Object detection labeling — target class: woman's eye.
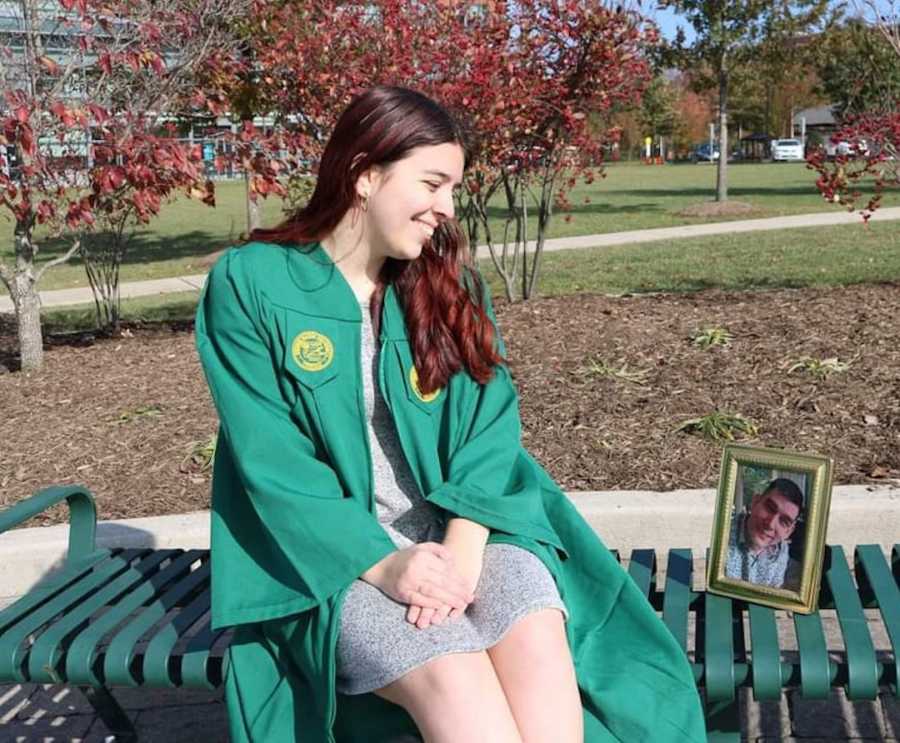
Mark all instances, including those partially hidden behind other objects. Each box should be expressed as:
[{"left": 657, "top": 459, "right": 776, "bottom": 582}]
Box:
[{"left": 424, "top": 181, "right": 440, "bottom": 191}]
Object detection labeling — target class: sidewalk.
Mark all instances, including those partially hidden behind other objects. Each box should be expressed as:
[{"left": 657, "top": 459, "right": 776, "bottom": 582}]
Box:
[{"left": 2, "top": 206, "right": 898, "bottom": 313}]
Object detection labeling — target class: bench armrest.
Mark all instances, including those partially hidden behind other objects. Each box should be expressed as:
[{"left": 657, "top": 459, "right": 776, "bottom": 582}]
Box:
[{"left": 0, "top": 485, "right": 98, "bottom": 564}]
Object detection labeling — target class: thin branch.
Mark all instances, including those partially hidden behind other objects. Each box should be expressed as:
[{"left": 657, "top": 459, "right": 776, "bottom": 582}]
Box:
[
  {"left": 34, "top": 238, "right": 81, "bottom": 283},
  {"left": 855, "top": 0, "right": 900, "bottom": 57},
  {"left": 0, "top": 259, "right": 13, "bottom": 293}
]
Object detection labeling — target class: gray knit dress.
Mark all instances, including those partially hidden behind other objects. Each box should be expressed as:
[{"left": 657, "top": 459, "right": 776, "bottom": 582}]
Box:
[{"left": 334, "top": 303, "right": 568, "bottom": 695}]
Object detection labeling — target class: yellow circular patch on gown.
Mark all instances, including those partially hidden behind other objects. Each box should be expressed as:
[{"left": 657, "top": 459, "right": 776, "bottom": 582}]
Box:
[
  {"left": 409, "top": 366, "right": 441, "bottom": 402},
  {"left": 291, "top": 331, "right": 334, "bottom": 372}
]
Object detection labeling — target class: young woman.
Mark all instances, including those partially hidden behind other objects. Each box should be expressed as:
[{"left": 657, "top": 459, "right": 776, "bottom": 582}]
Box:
[{"left": 195, "top": 86, "right": 705, "bottom": 743}]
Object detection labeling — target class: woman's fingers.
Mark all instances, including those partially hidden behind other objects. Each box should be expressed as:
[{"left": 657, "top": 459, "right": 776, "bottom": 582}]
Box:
[
  {"left": 412, "top": 580, "right": 469, "bottom": 610},
  {"left": 432, "top": 603, "right": 453, "bottom": 625},
  {"left": 415, "top": 606, "right": 437, "bottom": 629},
  {"left": 405, "top": 600, "right": 461, "bottom": 630}
]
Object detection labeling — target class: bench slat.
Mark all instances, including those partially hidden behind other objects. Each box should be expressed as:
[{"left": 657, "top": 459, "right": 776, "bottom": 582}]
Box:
[
  {"left": 704, "top": 592, "right": 735, "bottom": 702},
  {"left": 0, "top": 551, "right": 110, "bottom": 636},
  {"left": 662, "top": 549, "right": 693, "bottom": 653},
  {"left": 854, "top": 545, "right": 900, "bottom": 696},
  {"left": 141, "top": 588, "right": 213, "bottom": 687},
  {"left": 793, "top": 611, "right": 833, "bottom": 698},
  {"left": 103, "top": 558, "right": 211, "bottom": 687},
  {"left": 65, "top": 550, "right": 207, "bottom": 685},
  {"left": 828, "top": 547, "right": 880, "bottom": 700},
  {"left": 0, "top": 549, "right": 149, "bottom": 682},
  {"left": 748, "top": 603, "right": 783, "bottom": 700},
  {"left": 27, "top": 550, "right": 178, "bottom": 683},
  {"left": 181, "top": 625, "right": 230, "bottom": 689},
  {"left": 627, "top": 549, "right": 656, "bottom": 599}
]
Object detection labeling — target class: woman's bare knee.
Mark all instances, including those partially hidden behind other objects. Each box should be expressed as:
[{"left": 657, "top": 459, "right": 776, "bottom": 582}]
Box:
[
  {"left": 488, "top": 609, "right": 582, "bottom": 743},
  {"left": 374, "top": 651, "right": 522, "bottom": 743}
]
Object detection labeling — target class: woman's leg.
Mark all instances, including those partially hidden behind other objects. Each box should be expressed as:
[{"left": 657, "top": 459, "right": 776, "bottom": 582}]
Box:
[
  {"left": 487, "top": 609, "right": 583, "bottom": 743},
  {"left": 373, "top": 649, "right": 522, "bottom": 743}
]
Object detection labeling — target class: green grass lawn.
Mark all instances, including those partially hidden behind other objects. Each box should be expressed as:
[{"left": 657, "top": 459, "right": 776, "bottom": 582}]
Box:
[
  {"left": 3, "top": 161, "right": 897, "bottom": 294},
  {"left": 39, "top": 220, "right": 899, "bottom": 332},
  {"left": 493, "top": 219, "right": 900, "bottom": 298},
  {"left": 42, "top": 291, "right": 203, "bottom": 333}
]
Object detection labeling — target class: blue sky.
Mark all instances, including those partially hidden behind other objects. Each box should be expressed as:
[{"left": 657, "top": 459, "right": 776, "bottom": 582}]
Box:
[
  {"left": 650, "top": 1, "right": 896, "bottom": 43},
  {"left": 652, "top": 5, "right": 692, "bottom": 42}
]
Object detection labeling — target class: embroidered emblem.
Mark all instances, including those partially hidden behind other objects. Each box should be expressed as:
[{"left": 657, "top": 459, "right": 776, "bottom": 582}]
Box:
[
  {"left": 291, "top": 331, "right": 334, "bottom": 372},
  {"left": 409, "top": 366, "right": 441, "bottom": 403}
]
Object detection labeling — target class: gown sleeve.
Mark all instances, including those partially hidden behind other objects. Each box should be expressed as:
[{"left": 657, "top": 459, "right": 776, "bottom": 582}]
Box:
[
  {"left": 424, "top": 273, "right": 567, "bottom": 553},
  {"left": 196, "top": 250, "right": 397, "bottom": 611}
]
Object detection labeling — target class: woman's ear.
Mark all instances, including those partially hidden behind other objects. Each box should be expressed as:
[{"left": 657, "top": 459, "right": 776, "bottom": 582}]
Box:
[
  {"left": 355, "top": 168, "right": 375, "bottom": 201},
  {"left": 350, "top": 152, "right": 377, "bottom": 201}
]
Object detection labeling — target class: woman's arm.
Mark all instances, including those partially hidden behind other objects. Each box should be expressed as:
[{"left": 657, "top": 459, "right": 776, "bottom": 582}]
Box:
[
  {"left": 443, "top": 517, "right": 489, "bottom": 559},
  {"left": 197, "top": 250, "right": 400, "bottom": 611},
  {"left": 406, "top": 516, "right": 489, "bottom": 629}
]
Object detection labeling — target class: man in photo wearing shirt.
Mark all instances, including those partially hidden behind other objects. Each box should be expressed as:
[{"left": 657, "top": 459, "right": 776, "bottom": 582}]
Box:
[{"left": 725, "top": 478, "right": 804, "bottom": 589}]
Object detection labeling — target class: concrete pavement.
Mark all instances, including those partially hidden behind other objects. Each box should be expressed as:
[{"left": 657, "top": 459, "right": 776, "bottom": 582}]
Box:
[{"left": 2, "top": 206, "right": 899, "bottom": 314}]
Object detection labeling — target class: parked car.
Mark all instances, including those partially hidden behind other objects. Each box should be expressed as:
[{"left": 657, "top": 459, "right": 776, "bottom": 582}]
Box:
[
  {"left": 772, "top": 139, "right": 804, "bottom": 162},
  {"left": 691, "top": 143, "right": 720, "bottom": 162},
  {"left": 825, "top": 137, "right": 869, "bottom": 159}
]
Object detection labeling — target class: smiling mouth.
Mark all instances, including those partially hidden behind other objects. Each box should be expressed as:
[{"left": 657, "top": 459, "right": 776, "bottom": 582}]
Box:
[{"left": 416, "top": 219, "right": 435, "bottom": 238}]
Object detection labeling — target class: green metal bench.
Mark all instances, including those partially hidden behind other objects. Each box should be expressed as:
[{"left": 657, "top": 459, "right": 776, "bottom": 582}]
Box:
[{"left": 1, "top": 485, "right": 897, "bottom": 742}]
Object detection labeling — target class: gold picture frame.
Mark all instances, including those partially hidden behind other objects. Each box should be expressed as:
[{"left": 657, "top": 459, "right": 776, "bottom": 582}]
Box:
[{"left": 706, "top": 444, "right": 834, "bottom": 614}]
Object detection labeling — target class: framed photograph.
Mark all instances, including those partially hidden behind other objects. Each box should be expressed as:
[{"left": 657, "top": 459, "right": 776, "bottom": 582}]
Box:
[{"left": 706, "top": 444, "right": 834, "bottom": 614}]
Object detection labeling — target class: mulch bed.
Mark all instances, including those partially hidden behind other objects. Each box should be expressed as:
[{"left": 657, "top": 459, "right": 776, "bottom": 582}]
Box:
[{"left": 2, "top": 283, "right": 898, "bottom": 526}]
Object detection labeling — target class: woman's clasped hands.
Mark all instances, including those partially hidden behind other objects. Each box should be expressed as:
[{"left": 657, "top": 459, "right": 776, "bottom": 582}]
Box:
[{"left": 361, "top": 541, "right": 482, "bottom": 630}]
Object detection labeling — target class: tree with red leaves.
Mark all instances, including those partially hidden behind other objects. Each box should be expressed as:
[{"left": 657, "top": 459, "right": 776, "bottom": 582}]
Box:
[
  {"left": 239, "top": 0, "right": 655, "bottom": 301},
  {"left": 808, "top": 2, "right": 900, "bottom": 217},
  {"left": 0, "top": 0, "right": 253, "bottom": 369},
  {"left": 437, "top": 1, "right": 656, "bottom": 300}
]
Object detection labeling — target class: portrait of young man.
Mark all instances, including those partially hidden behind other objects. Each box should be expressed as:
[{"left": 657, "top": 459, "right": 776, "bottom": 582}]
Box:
[{"left": 725, "top": 477, "right": 804, "bottom": 590}]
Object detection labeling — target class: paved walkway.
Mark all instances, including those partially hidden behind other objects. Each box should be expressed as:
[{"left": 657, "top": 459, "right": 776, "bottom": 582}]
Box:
[{"left": 2, "top": 206, "right": 899, "bottom": 313}]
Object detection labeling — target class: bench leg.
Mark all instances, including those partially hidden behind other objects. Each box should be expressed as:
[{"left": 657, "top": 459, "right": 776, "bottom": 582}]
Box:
[
  {"left": 705, "top": 696, "right": 741, "bottom": 743},
  {"left": 78, "top": 685, "right": 137, "bottom": 743}
]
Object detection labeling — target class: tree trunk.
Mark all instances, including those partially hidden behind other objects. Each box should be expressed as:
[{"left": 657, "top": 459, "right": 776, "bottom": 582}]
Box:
[
  {"left": 245, "top": 171, "right": 261, "bottom": 235},
  {"left": 716, "top": 71, "right": 729, "bottom": 203},
  {"left": 13, "top": 223, "right": 43, "bottom": 371}
]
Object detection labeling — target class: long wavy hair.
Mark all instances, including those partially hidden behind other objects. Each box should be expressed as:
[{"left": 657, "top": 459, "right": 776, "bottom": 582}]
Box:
[{"left": 250, "top": 85, "right": 503, "bottom": 393}]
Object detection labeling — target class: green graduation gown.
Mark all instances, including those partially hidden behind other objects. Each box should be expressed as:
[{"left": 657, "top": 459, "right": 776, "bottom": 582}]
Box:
[{"left": 194, "top": 241, "right": 706, "bottom": 742}]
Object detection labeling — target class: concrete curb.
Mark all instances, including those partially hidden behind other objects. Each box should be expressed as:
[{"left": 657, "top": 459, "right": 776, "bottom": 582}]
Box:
[{"left": 2, "top": 484, "right": 897, "bottom": 602}]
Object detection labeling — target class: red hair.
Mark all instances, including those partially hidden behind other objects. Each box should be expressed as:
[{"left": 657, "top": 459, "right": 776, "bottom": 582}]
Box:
[{"left": 250, "top": 85, "right": 503, "bottom": 393}]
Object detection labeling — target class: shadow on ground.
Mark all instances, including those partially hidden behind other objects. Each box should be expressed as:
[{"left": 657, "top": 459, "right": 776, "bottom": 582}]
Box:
[{"left": 2, "top": 230, "right": 230, "bottom": 270}]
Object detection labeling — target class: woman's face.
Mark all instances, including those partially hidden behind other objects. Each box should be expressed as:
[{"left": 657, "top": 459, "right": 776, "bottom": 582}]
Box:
[{"left": 361, "top": 142, "right": 465, "bottom": 261}]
